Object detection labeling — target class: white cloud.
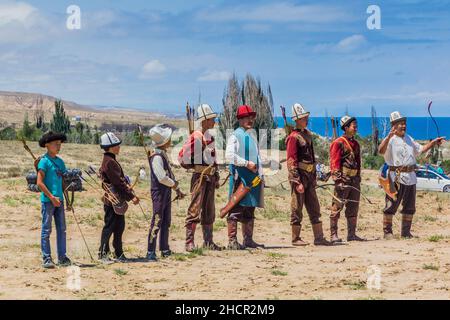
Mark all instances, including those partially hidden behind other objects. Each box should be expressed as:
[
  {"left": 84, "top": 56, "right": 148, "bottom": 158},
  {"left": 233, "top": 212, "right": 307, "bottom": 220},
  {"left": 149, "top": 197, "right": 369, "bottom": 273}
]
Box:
[
  {"left": 196, "top": 3, "right": 350, "bottom": 24},
  {"left": 197, "top": 70, "right": 231, "bottom": 82},
  {"left": 345, "top": 91, "right": 450, "bottom": 102},
  {"left": 0, "top": 1, "right": 37, "bottom": 27},
  {"left": 0, "top": 1, "right": 57, "bottom": 44},
  {"left": 140, "top": 59, "right": 166, "bottom": 79},
  {"left": 335, "top": 35, "right": 367, "bottom": 52},
  {"left": 314, "top": 34, "right": 367, "bottom": 53}
]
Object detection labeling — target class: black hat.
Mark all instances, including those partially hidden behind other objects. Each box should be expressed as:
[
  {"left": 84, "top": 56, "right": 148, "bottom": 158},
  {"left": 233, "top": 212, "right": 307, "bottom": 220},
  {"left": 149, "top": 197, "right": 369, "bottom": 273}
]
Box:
[{"left": 39, "top": 131, "right": 67, "bottom": 148}]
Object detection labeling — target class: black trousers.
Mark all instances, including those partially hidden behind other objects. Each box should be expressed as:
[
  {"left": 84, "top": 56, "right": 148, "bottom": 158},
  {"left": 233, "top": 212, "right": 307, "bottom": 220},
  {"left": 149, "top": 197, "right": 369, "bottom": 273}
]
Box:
[
  {"left": 383, "top": 184, "right": 416, "bottom": 215},
  {"left": 99, "top": 204, "right": 125, "bottom": 257},
  {"left": 227, "top": 205, "right": 255, "bottom": 223},
  {"left": 148, "top": 188, "right": 171, "bottom": 253}
]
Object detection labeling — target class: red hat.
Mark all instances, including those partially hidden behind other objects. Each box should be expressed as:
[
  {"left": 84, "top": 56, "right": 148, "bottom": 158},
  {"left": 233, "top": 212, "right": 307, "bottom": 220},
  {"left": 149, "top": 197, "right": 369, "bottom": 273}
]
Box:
[{"left": 236, "top": 105, "right": 256, "bottom": 119}]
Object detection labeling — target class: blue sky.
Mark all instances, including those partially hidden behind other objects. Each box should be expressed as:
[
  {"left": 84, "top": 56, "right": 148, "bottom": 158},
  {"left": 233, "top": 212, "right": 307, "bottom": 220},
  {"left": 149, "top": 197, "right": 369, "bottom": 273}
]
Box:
[{"left": 0, "top": 0, "right": 449, "bottom": 116}]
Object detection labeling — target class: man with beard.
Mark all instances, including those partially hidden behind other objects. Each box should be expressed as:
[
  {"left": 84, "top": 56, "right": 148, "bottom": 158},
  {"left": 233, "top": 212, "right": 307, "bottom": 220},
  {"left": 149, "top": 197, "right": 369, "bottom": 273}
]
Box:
[{"left": 378, "top": 111, "right": 445, "bottom": 239}]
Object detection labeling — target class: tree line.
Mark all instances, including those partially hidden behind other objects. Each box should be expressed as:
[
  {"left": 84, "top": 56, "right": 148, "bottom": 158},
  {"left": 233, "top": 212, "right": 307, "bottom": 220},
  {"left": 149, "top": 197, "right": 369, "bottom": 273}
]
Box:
[{"left": 0, "top": 100, "right": 152, "bottom": 147}]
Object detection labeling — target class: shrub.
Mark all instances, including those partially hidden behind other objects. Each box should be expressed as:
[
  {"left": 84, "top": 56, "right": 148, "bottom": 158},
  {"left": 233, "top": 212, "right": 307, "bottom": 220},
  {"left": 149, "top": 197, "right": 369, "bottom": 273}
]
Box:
[{"left": 363, "top": 155, "right": 385, "bottom": 170}]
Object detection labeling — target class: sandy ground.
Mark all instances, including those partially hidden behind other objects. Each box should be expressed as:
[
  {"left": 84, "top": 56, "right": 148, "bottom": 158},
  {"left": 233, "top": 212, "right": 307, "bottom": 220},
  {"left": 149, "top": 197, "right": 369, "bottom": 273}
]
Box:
[{"left": 1, "top": 141, "right": 450, "bottom": 300}]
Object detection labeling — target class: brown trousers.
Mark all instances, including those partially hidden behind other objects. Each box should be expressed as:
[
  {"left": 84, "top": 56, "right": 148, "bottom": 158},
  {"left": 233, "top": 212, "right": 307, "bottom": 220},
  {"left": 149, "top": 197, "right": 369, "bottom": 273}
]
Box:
[
  {"left": 330, "top": 177, "right": 360, "bottom": 219},
  {"left": 383, "top": 184, "right": 416, "bottom": 215},
  {"left": 186, "top": 172, "right": 216, "bottom": 226},
  {"left": 290, "top": 171, "right": 321, "bottom": 226}
]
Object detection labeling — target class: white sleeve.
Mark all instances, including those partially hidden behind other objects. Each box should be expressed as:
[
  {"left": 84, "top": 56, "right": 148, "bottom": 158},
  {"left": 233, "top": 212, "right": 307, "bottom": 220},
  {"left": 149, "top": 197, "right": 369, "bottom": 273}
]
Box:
[
  {"left": 151, "top": 156, "right": 175, "bottom": 188},
  {"left": 383, "top": 139, "right": 393, "bottom": 164},
  {"left": 257, "top": 153, "right": 264, "bottom": 177},
  {"left": 225, "top": 134, "right": 248, "bottom": 167},
  {"left": 410, "top": 136, "right": 423, "bottom": 156}
]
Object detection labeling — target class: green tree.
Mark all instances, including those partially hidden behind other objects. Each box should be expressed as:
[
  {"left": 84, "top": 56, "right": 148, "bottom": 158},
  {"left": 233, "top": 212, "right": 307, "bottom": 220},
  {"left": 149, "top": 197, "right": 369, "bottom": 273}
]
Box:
[
  {"left": 75, "top": 122, "right": 84, "bottom": 143},
  {"left": 50, "top": 100, "right": 71, "bottom": 134},
  {"left": 21, "top": 112, "right": 33, "bottom": 139},
  {"left": 93, "top": 125, "right": 101, "bottom": 145},
  {"left": 0, "top": 127, "right": 17, "bottom": 140}
]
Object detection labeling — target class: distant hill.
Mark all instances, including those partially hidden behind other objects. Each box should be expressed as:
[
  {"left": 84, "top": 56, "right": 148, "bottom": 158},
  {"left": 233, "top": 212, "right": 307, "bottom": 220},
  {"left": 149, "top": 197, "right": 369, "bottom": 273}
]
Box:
[{"left": 0, "top": 91, "right": 176, "bottom": 128}]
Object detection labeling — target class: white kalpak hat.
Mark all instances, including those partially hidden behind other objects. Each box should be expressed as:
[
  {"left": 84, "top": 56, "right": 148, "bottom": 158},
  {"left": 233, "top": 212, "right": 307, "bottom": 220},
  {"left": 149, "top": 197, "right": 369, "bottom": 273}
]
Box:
[
  {"left": 100, "top": 132, "right": 122, "bottom": 150},
  {"left": 196, "top": 104, "right": 217, "bottom": 121},
  {"left": 340, "top": 115, "right": 357, "bottom": 130},
  {"left": 149, "top": 124, "right": 173, "bottom": 148},
  {"left": 291, "top": 103, "right": 310, "bottom": 121},
  {"left": 390, "top": 111, "right": 407, "bottom": 125}
]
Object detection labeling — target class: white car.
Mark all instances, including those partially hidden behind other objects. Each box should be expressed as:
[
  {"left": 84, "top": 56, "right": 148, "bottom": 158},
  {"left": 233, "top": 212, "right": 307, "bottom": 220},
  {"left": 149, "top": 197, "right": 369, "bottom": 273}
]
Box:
[{"left": 416, "top": 169, "right": 450, "bottom": 192}]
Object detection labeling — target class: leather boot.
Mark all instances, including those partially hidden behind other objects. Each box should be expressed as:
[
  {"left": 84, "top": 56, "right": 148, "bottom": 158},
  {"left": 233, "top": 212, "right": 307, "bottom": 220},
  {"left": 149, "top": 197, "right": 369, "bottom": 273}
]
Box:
[
  {"left": 227, "top": 220, "right": 244, "bottom": 250},
  {"left": 185, "top": 223, "right": 197, "bottom": 252},
  {"left": 330, "top": 216, "right": 342, "bottom": 243},
  {"left": 202, "top": 224, "right": 223, "bottom": 251},
  {"left": 291, "top": 225, "right": 308, "bottom": 246},
  {"left": 346, "top": 216, "right": 366, "bottom": 241},
  {"left": 312, "top": 222, "right": 332, "bottom": 246},
  {"left": 383, "top": 214, "right": 394, "bottom": 240},
  {"left": 401, "top": 214, "right": 414, "bottom": 238},
  {"left": 242, "top": 220, "right": 264, "bottom": 249}
]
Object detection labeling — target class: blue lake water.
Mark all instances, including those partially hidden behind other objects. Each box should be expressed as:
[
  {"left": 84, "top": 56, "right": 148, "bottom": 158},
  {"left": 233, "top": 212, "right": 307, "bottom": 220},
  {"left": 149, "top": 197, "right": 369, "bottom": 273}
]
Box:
[{"left": 274, "top": 117, "right": 449, "bottom": 140}]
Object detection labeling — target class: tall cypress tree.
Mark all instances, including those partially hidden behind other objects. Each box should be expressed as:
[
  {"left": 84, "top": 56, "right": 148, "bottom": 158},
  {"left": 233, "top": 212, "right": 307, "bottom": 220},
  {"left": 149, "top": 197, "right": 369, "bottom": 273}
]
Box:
[
  {"left": 22, "top": 112, "right": 33, "bottom": 139},
  {"left": 219, "top": 73, "right": 276, "bottom": 148},
  {"left": 50, "top": 100, "right": 71, "bottom": 134}
]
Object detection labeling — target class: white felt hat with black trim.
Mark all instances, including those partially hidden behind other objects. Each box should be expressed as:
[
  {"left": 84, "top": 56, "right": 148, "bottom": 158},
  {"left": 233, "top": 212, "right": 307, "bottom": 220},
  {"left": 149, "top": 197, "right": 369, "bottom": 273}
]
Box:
[
  {"left": 340, "top": 115, "right": 356, "bottom": 130},
  {"left": 196, "top": 104, "right": 217, "bottom": 121},
  {"left": 100, "top": 132, "right": 122, "bottom": 149},
  {"left": 390, "top": 111, "right": 407, "bottom": 125},
  {"left": 149, "top": 124, "right": 173, "bottom": 148},
  {"left": 291, "top": 103, "right": 310, "bottom": 121}
]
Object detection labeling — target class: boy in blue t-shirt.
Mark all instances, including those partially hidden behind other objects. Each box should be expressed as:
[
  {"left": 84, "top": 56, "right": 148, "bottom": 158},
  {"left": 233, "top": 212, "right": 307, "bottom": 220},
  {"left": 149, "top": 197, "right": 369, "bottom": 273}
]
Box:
[{"left": 36, "top": 131, "right": 71, "bottom": 269}]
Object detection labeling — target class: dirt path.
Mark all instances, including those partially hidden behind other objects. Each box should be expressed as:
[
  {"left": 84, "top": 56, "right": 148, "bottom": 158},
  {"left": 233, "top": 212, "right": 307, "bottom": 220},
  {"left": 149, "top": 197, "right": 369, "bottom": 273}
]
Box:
[{"left": 1, "top": 142, "right": 450, "bottom": 300}]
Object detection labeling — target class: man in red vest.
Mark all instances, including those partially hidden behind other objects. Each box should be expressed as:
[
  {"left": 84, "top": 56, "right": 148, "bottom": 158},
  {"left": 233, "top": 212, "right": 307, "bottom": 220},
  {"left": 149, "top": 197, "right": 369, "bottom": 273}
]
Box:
[
  {"left": 329, "top": 116, "right": 365, "bottom": 243},
  {"left": 178, "top": 104, "right": 222, "bottom": 252},
  {"left": 286, "top": 103, "right": 331, "bottom": 246}
]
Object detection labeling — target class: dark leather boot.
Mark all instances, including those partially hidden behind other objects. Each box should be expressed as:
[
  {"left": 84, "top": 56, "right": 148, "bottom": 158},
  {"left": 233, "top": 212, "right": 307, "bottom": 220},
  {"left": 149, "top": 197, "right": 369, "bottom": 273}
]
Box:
[
  {"left": 312, "top": 222, "right": 332, "bottom": 246},
  {"left": 292, "top": 224, "right": 308, "bottom": 246},
  {"left": 401, "top": 214, "right": 414, "bottom": 238},
  {"left": 185, "top": 223, "right": 197, "bottom": 252},
  {"left": 202, "top": 224, "right": 223, "bottom": 251},
  {"left": 330, "top": 216, "right": 342, "bottom": 243},
  {"left": 242, "top": 220, "right": 264, "bottom": 249},
  {"left": 227, "top": 220, "right": 244, "bottom": 250},
  {"left": 383, "top": 214, "right": 394, "bottom": 240},
  {"left": 347, "top": 216, "right": 366, "bottom": 241}
]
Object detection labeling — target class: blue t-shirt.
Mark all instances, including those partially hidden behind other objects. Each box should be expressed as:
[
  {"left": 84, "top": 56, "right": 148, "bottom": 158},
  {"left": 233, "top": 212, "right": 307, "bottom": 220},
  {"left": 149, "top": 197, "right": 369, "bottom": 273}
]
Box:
[{"left": 37, "top": 154, "right": 67, "bottom": 203}]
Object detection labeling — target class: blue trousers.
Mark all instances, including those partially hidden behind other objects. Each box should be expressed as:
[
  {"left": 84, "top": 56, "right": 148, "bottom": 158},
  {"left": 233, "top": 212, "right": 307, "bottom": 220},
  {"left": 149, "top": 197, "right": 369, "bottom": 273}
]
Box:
[{"left": 41, "top": 202, "right": 67, "bottom": 260}]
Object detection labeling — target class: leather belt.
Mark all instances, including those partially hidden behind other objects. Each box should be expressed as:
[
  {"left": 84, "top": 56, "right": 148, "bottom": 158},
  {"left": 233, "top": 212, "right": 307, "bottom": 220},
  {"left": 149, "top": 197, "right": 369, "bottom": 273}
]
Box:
[
  {"left": 194, "top": 165, "right": 216, "bottom": 175},
  {"left": 342, "top": 167, "right": 358, "bottom": 177},
  {"left": 389, "top": 165, "right": 416, "bottom": 173},
  {"left": 298, "top": 162, "right": 315, "bottom": 173}
]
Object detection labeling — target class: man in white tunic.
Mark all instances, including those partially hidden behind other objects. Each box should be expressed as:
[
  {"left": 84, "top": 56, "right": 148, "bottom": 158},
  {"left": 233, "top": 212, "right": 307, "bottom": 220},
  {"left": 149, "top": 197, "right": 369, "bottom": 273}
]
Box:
[
  {"left": 221, "top": 105, "right": 265, "bottom": 250},
  {"left": 378, "top": 111, "right": 445, "bottom": 239}
]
